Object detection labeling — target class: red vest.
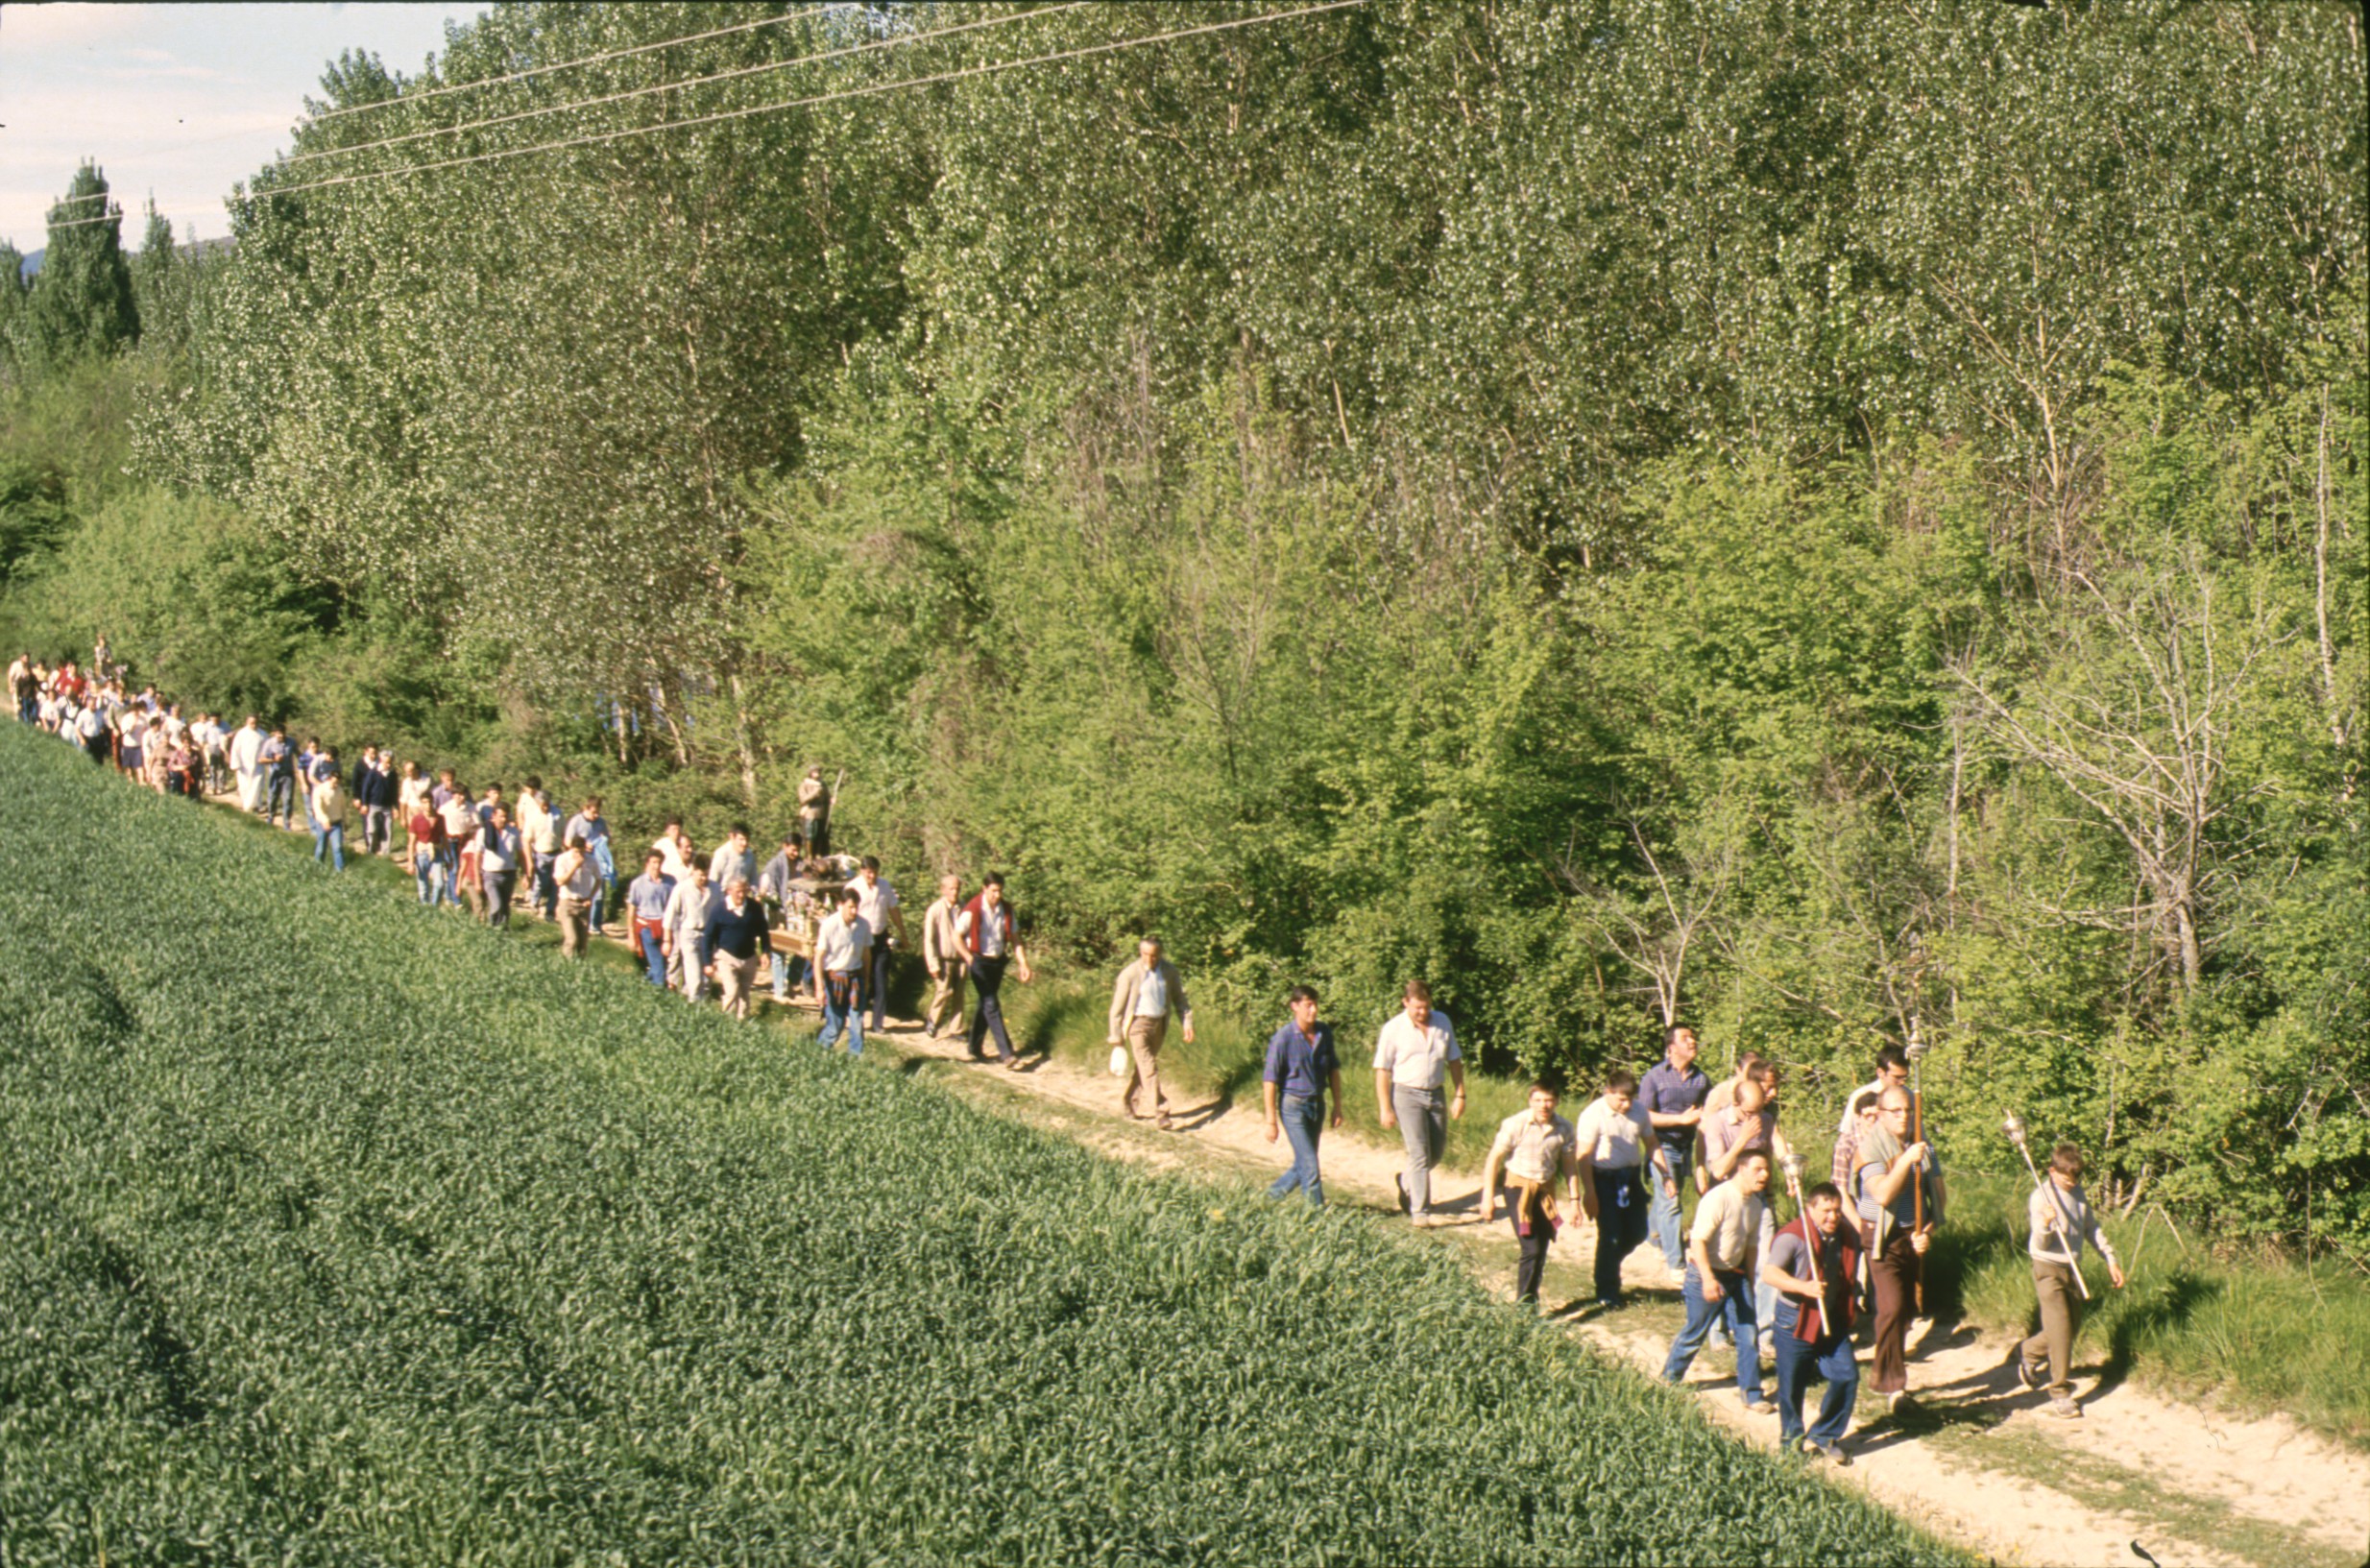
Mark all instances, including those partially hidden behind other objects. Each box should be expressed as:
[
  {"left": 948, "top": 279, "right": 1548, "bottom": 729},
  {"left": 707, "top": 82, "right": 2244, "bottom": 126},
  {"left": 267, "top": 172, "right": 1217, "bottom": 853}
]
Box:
[
  {"left": 958, "top": 894, "right": 1018, "bottom": 957},
  {"left": 1778, "top": 1215, "right": 1863, "bottom": 1341}
]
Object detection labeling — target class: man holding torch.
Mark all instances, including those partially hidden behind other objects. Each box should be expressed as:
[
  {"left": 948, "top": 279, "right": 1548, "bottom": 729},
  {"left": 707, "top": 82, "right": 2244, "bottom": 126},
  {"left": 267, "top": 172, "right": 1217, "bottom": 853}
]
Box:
[{"left": 2007, "top": 1125, "right": 2126, "bottom": 1420}]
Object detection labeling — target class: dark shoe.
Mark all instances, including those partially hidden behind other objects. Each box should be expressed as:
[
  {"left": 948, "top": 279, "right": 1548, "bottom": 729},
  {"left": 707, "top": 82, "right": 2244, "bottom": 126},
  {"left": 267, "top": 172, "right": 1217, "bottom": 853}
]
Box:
[
  {"left": 2015, "top": 1356, "right": 2044, "bottom": 1394},
  {"left": 1394, "top": 1174, "right": 1410, "bottom": 1215}
]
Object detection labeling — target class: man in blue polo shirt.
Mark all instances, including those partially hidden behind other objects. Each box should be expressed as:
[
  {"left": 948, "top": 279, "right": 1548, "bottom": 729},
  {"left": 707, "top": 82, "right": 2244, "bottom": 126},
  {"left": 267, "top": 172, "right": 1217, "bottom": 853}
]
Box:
[
  {"left": 1639, "top": 1025, "right": 1710, "bottom": 1274},
  {"left": 1264, "top": 986, "right": 1343, "bottom": 1207}
]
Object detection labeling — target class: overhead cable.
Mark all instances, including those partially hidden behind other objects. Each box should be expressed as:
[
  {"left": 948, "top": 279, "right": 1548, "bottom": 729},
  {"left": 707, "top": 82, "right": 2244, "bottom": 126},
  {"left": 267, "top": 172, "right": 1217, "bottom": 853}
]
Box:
[
  {"left": 283, "top": 2, "right": 1091, "bottom": 168},
  {"left": 304, "top": 3, "right": 830, "bottom": 125},
  {"left": 245, "top": 0, "right": 1371, "bottom": 205}
]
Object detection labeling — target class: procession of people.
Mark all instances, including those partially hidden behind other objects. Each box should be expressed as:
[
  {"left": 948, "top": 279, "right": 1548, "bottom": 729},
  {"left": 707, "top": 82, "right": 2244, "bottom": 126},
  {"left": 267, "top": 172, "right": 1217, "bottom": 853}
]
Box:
[{"left": 13, "top": 638, "right": 2134, "bottom": 1471}]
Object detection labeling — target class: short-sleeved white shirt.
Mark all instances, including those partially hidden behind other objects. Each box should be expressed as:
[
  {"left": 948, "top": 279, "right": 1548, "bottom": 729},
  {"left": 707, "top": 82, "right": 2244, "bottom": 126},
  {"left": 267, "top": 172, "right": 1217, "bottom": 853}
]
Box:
[
  {"left": 1571, "top": 1096, "right": 1657, "bottom": 1171},
  {"left": 1371, "top": 1009, "right": 1461, "bottom": 1089}
]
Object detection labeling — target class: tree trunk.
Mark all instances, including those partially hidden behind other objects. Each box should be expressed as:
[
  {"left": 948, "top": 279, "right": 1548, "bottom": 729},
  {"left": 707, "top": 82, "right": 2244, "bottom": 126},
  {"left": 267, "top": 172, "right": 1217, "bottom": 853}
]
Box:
[{"left": 727, "top": 670, "right": 761, "bottom": 810}]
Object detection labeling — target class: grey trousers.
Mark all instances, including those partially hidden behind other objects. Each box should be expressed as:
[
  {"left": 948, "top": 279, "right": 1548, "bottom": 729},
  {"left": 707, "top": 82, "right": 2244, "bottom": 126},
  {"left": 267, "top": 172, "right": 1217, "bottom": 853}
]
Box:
[{"left": 1393, "top": 1085, "right": 1447, "bottom": 1218}]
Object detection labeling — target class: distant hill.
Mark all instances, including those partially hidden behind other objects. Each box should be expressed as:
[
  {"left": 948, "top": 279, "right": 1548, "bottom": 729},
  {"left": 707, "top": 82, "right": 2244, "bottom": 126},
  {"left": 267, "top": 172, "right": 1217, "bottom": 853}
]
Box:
[{"left": 15, "top": 234, "right": 232, "bottom": 282}]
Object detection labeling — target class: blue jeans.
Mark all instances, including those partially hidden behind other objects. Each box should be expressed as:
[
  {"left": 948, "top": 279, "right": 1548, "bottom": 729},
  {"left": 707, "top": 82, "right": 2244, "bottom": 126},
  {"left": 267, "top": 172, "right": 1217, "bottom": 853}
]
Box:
[
  {"left": 638, "top": 924, "right": 667, "bottom": 987},
  {"left": 1268, "top": 1094, "right": 1325, "bottom": 1207},
  {"left": 439, "top": 843, "right": 464, "bottom": 906},
  {"left": 1662, "top": 1265, "right": 1763, "bottom": 1403},
  {"left": 1592, "top": 1166, "right": 1650, "bottom": 1304},
  {"left": 865, "top": 944, "right": 893, "bottom": 1030},
  {"left": 770, "top": 950, "right": 810, "bottom": 999},
  {"left": 414, "top": 853, "right": 439, "bottom": 905},
  {"left": 966, "top": 954, "right": 1014, "bottom": 1063},
  {"left": 268, "top": 775, "right": 296, "bottom": 827},
  {"left": 818, "top": 972, "right": 864, "bottom": 1056},
  {"left": 1650, "top": 1146, "right": 1693, "bottom": 1269},
  {"left": 532, "top": 853, "right": 557, "bottom": 919},
  {"left": 1774, "top": 1315, "right": 1858, "bottom": 1447},
  {"left": 313, "top": 823, "right": 346, "bottom": 871}
]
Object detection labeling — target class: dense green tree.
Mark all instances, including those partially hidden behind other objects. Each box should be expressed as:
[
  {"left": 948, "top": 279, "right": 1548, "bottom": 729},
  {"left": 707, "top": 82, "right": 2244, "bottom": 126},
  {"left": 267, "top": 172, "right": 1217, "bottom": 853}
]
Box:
[{"left": 8, "top": 165, "right": 139, "bottom": 374}]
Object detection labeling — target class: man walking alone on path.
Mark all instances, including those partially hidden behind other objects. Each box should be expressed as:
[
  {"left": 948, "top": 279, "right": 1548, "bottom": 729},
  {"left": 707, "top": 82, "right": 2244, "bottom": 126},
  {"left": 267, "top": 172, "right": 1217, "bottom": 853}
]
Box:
[
  {"left": 1108, "top": 935, "right": 1195, "bottom": 1129},
  {"left": 1374, "top": 980, "right": 1464, "bottom": 1225},
  {"left": 1854, "top": 1085, "right": 1946, "bottom": 1412},
  {"left": 1574, "top": 1068, "right": 1677, "bottom": 1310},
  {"left": 921, "top": 873, "right": 965, "bottom": 1039},
  {"left": 1263, "top": 985, "right": 1342, "bottom": 1207},
  {"left": 955, "top": 874, "right": 1031, "bottom": 1068},
  {"left": 1640, "top": 1025, "right": 1709, "bottom": 1274},
  {"left": 1481, "top": 1082, "right": 1582, "bottom": 1308},
  {"left": 2017, "top": 1142, "right": 2125, "bottom": 1419}
]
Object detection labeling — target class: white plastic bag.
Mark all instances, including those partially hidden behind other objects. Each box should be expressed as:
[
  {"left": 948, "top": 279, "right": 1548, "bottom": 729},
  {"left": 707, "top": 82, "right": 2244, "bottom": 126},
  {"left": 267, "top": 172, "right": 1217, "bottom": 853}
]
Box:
[{"left": 1108, "top": 1045, "right": 1129, "bottom": 1076}]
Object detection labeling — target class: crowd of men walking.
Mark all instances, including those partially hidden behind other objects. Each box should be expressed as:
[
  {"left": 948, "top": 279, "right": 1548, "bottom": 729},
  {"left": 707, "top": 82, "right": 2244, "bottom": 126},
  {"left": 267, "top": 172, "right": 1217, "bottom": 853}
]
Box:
[{"left": 13, "top": 641, "right": 2128, "bottom": 1469}]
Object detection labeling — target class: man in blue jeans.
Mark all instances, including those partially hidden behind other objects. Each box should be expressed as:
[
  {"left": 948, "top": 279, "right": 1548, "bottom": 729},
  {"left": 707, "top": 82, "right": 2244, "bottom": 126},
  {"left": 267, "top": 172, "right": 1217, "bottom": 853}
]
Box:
[
  {"left": 1662, "top": 1148, "right": 1776, "bottom": 1413},
  {"left": 1573, "top": 1068, "right": 1676, "bottom": 1308},
  {"left": 1760, "top": 1178, "right": 1864, "bottom": 1464},
  {"left": 1263, "top": 986, "right": 1342, "bottom": 1206},
  {"left": 623, "top": 850, "right": 676, "bottom": 987},
  {"left": 1638, "top": 1025, "right": 1709, "bottom": 1272},
  {"left": 812, "top": 886, "right": 873, "bottom": 1056}
]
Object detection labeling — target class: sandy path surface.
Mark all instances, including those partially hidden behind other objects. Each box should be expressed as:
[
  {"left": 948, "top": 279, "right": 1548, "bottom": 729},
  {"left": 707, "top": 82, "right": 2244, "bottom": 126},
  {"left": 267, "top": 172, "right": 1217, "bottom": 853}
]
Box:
[{"left": 864, "top": 1010, "right": 2367, "bottom": 1568}]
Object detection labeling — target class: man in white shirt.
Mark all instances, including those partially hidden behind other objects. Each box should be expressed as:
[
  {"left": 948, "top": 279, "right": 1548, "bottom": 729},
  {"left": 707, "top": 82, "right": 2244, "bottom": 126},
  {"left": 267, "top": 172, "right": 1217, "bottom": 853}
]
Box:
[
  {"left": 1480, "top": 1082, "right": 1581, "bottom": 1307},
  {"left": 662, "top": 862, "right": 715, "bottom": 1001},
  {"left": 812, "top": 887, "right": 874, "bottom": 1056},
  {"left": 1372, "top": 980, "right": 1465, "bottom": 1224},
  {"left": 227, "top": 715, "right": 266, "bottom": 810},
  {"left": 1662, "top": 1148, "right": 1777, "bottom": 1414},
  {"left": 953, "top": 874, "right": 1031, "bottom": 1067},
  {"left": 708, "top": 824, "right": 756, "bottom": 892},
  {"left": 845, "top": 856, "right": 908, "bottom": 1031},
  {"left": 1574, "top": 1067, "right": 1678, "bottom": 1311},
  {"left": 518, "top": 778, "right": 562, "bottom": 916},
  {"left": 1105, "top": 935, "right": 1195, "bottom": 1129}
]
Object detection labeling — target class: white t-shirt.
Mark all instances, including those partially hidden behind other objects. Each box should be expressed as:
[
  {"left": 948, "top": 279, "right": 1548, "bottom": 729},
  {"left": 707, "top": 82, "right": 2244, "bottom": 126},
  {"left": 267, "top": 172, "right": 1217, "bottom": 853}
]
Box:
[{"left": 848, "top": 875, "right": 899, "bottom": 933}]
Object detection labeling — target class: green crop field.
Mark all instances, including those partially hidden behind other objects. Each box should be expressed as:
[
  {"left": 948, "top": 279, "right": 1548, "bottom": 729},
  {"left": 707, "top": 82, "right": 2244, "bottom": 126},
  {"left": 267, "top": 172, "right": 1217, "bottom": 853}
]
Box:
[{"left": 0, "top": 723, "right": 1962, "bottom": 1565}]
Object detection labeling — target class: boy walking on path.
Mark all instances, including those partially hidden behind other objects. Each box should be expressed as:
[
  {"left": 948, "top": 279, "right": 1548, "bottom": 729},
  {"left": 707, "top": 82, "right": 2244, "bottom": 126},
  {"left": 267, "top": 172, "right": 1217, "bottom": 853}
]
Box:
[
  {"left": 2017, "top": 1143, "right": 2125, "bottom": 1419},
  {"left": 1262, "top": 986, "right": 1342, "bottom": 1207},
  {"left": 1761, "top": 1180, "right": 1864, "bottom": 1463},
  {"left": 1372, "top": 980, "right": 1464, "bottom": 1224},
  {"left": 1480, "top": 1083, "right": 1582, "bottom": 1307},
  {"left": 1108, "top": 936, "right": 1195, "bottom": 1129},
  {"left": 1573, "top": 1068, "right": 1677, "bottom": 1308},
  {"left": 1662, "top": 1148, "right": 1775, "bottom": 1412},
  {"left": 1638, "top": 1026, "right": 1709, "bottom": 1271}
]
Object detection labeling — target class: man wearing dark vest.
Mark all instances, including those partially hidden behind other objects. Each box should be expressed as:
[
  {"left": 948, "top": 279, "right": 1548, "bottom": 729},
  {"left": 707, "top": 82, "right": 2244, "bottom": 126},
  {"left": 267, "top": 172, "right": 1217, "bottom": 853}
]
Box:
[{"left": 1762, "top": 1180, "right": 1864, "bottom": 1463}]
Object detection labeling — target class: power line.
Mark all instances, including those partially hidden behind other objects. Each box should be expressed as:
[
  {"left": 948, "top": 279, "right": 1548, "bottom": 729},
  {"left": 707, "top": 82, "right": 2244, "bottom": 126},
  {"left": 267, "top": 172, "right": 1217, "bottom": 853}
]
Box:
[
  {"left": 282, "top": 2, "right": 1090, "bottom": 170},
  {"left": 305, "top": 3, "right": 831, "bottom": 126},
  {"left": 245, "top": 0, "right": 1371, "bottom": 205}
]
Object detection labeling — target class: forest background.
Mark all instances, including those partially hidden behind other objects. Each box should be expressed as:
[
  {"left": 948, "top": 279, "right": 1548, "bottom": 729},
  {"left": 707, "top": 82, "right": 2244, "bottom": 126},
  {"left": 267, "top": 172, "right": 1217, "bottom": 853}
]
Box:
[{"left": 1, "top": 1, "right": 2362, "bottom": 1260}]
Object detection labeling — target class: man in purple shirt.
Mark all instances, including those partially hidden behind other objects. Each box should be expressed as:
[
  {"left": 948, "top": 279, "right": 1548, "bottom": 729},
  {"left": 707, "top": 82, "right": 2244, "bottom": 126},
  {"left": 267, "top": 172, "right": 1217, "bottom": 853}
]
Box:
[
  {"left": 1264, "top": 986, "right": 1343, "bottom": 1207},
  {"left": 1639, "top": 1025, "right": 1710, "bottom": 1273}
]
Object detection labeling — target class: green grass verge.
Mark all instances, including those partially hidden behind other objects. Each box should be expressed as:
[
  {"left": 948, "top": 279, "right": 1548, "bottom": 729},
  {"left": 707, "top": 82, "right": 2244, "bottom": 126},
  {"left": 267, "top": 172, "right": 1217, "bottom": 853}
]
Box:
[{"left": 0, "top": 721, "right": 1965, "bottom": 1564}]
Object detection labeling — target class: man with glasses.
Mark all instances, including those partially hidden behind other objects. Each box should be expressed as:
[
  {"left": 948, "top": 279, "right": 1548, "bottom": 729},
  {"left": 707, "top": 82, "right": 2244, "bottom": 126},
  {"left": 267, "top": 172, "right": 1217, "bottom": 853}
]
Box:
[{"left": 1853, "top": 1085, "right": 1946, "bottom": 1411}]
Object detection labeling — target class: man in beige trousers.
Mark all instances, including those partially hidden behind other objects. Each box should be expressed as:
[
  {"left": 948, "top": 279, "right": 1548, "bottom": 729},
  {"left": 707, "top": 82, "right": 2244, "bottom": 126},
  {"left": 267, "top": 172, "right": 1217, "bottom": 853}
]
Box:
[
  {"left": 922, "top": 874, "right": 966, "bottom": 1040},
  {"left": 1108, "top": 936, "right": 1195, "bottom": 1129}
]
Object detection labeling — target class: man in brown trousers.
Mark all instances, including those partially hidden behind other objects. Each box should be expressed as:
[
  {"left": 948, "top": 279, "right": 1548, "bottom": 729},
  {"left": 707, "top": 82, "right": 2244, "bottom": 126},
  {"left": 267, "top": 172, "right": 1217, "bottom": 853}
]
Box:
[
  {"left": 1107, "top": 936, "right": 1195, "bottom": 1129},
  {"left": 2016, "top": 1142, "right": 2126, "bottom": 1419},
  {"left": 922, "top": 874, "right": 966, "bottom": 1041}
]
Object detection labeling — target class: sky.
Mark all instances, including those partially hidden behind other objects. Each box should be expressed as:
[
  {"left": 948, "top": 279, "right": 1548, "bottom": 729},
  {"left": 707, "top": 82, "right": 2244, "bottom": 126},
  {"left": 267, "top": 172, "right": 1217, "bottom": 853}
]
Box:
[{"left": 1, "top": 2, "right": 487, "bottom": 252}]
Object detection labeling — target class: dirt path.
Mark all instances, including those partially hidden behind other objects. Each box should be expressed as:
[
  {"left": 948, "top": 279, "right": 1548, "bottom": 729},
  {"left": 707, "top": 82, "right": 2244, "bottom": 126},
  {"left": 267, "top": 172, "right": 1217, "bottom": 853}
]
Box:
[
  {"left": 866, "top": 1013, "right": 2367, "bottom": 1568},
  {"left": 194, "top": 797, "right": 2370, "bottom": 1566}
]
